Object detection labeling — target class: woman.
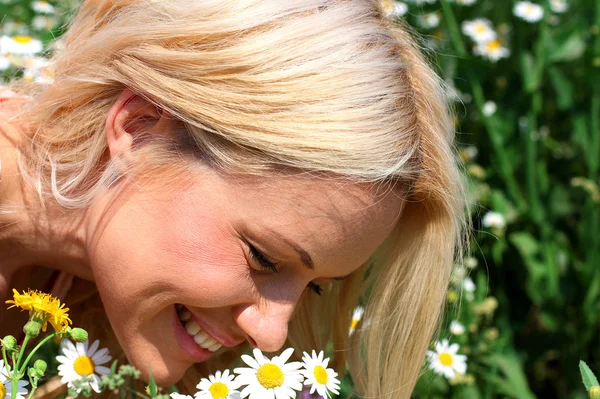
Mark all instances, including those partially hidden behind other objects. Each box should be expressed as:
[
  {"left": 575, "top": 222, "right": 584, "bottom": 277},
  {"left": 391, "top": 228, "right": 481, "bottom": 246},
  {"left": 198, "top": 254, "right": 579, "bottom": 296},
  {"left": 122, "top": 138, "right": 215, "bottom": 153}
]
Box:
[{"left": 0, "top": 0, "right": 468, "bottom": 397}]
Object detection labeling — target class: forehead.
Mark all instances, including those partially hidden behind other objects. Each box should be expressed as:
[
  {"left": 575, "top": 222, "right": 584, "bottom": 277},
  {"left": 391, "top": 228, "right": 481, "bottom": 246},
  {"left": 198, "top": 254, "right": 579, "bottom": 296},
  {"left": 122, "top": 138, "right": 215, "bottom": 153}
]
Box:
[{"left": 222, "top": 172, "right": 404, "bottom": 274}]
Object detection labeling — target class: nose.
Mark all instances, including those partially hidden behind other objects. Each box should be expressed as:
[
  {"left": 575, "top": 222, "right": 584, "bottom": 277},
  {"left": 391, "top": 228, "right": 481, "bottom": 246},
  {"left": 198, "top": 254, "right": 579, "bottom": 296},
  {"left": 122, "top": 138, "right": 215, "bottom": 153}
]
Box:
[{"left": 233, "top": 294, "right": 300, "bottom": 353}]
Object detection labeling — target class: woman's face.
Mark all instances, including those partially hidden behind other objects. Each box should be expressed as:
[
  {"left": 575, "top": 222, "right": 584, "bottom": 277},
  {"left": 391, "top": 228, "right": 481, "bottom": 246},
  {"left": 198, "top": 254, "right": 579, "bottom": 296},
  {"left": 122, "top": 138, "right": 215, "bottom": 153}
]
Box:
[{"left": 85, "top": 165, "right": 403, "bottom": 384}]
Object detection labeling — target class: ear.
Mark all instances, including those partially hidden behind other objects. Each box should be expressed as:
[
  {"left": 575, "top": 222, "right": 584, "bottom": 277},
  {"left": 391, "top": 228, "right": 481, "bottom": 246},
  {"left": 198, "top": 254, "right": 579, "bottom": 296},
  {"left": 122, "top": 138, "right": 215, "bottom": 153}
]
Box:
[{"left": 105, "top": 88, "right": 175, "bottom": 169}]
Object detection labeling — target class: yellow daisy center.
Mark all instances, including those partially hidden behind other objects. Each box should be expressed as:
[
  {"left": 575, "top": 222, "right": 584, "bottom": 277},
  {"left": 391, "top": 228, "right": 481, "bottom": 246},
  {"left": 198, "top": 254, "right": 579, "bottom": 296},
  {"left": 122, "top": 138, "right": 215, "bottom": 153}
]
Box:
[
  {"left": 208, "top": 382, "right": 229, "bottom": 399},
  {"left": 13, "top": 36, "right": 32, "bottom": 44},
  {"left": 256, "top": 363, "right": 284, "bottom": 389},
  {"left": 475, "top": 25, "right": 487, "bottom": 33},
  {"left": 313, "top": 365, "right": 328, "bottom": 385},
  {"left": 439, "top": 353, "right": 453, "bottom": 366},
  {"left": 73, "top": 355, "right": 95, "bottom": 376},
  {"left": 350, "top": 319, "right": 359, "bottom": 330},
  {"left": 0, "top": 381, "right": 6, "bottom": 399},
  {"left": 486, "top": 40, "right": 501, "bottom": 50}
]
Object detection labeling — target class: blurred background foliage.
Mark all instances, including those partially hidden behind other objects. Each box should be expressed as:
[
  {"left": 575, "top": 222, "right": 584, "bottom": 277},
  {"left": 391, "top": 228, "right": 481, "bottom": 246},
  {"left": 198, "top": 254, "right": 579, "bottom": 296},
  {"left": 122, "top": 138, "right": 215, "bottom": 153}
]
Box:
[{"left": 0, "top": 0, "right": 598, "bottom": 398}]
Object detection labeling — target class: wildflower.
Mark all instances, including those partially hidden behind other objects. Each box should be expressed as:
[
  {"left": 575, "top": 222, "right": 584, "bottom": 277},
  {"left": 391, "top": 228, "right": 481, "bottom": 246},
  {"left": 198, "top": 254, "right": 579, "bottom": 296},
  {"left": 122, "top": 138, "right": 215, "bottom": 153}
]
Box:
[
  {"left": 0, "top": 360, "right": 29, "bottom": 399},
  {"left": 550, "top": 0, "right": 568, "bottom": 13},
  {"left": 0, "top": 36, "right": 43, "bottom": 56},
  {"left": 349, "top": 306, "right": 364, "bottom": 335},
  {"left": 6, "top": 289, "right": 72, "bottom": 334},
  {"left": 464, "top": 257, "right": 478, "bottom": 269},
  {"left": 382, "top": 1, "right": 408, "bottom": 18},
  {"left": 1, "top": 20, "right": 28, "bottom": 36},
  {"left": 56, "top": 339, "right": 112, "bottom": 393},
  {"left": 462, "top": 277, "right": 475, "bottom": 300},
  {"left": 454, "top": 0, "right": 477, "bottom": 5},
  {"left": 195, "top": 370, "right": 241, "bottom": 399},
  {"left": 22, "top": 57, "right": 54, "bottom": 85},
  {"left": 513, "top": 1, "right": 544, "bottom": 23},
  {"left": 300, "top": 351, "right": 340, "bottom": 399},
  {"left": 32, "top": 15, "right": 59, "bottom": 31},
  {"left": 449, "top": 321, "right": 465, "bottom": 336},
  {"left": 459, "top": 146, "right": 478, "bottom": 162},
  {"left": 171, "top": 394, "right": 193, "bottom": 399},
  {"left": 462, "top": 19, "right": 496, "bottom": 43},
  {"left": 482, "top": 101, "right": 497, "bottom": 117},
  {"left": 474, "top": 39, "right": 510, "bottom": 62},
  {"left": 234, "top": 348, "right": 303, "bottom": 399},
  {"left": 0, "top": 56, "right": 11, "bottom": 71},
  {"left": 418, "top": 12, "right": 440, "bottom": 29},
  {"left": 31, "top": 1, "right": 55, "bottom": 14},
  {"left": 427, "top": 339, "right": 467, "bottom": 379},
  {"left": 481, "top": 211, "right": 506, "bottom": 229}
]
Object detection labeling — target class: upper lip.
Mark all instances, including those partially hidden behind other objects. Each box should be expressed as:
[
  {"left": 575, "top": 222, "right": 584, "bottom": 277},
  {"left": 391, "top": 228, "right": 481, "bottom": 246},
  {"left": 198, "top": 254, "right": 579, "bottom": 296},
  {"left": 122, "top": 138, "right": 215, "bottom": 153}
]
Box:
[{"left": 182, "top": 306, "right": 245, "bottom": 348}]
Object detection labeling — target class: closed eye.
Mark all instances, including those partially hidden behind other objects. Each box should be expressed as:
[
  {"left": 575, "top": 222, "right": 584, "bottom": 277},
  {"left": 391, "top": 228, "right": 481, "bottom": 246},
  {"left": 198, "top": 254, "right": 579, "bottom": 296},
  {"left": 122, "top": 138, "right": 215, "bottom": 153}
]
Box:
[{"left": 247, "top": 242, "right": 323, "bottom": 296}]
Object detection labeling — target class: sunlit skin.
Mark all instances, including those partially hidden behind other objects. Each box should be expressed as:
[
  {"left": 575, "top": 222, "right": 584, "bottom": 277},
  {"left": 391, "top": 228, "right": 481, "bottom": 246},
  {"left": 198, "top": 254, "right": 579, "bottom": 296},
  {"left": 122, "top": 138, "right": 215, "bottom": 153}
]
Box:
[{"left": 0, "top": 90, "right": 405, "bottom": 385}]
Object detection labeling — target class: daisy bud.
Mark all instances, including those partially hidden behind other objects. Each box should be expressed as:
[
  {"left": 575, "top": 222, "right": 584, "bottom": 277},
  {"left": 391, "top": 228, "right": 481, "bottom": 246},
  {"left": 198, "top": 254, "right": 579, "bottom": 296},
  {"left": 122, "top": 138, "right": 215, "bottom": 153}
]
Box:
[
  {"left": 590, "top": 386, "right": 600, "bottom": 399},
  {"left": 1, "top": 335, "right": 17, "bottom": 351},
  {"left": 23, "top": 319, "right": 42, "bottom": 338},
  {"left": 34, "top": 359, "right": 47, "bottom": 374},
  {"left": 69, "top": 327, "right": 89, "bottom": 342}
]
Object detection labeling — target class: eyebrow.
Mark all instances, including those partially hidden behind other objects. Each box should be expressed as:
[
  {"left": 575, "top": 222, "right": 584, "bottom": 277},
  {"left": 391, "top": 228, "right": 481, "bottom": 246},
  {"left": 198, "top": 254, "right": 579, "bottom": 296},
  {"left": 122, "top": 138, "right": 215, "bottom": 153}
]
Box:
[{"left": 265, "top": 228, "right": 351, "bottom": 281}]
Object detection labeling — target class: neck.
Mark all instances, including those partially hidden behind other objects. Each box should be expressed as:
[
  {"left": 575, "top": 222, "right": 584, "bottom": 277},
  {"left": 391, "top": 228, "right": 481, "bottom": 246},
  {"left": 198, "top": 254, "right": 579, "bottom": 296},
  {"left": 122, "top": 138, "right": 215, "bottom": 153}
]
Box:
[{"left": 0, "top": 121, "right": 94, "bottom": 282}]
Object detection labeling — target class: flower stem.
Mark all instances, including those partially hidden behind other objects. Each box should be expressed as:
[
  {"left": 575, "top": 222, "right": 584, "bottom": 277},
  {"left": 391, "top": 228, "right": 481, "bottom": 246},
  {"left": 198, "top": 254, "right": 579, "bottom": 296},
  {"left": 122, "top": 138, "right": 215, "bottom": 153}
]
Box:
[
  {"left": 439, "top": 0, "right": 527, "bottom": 211},
  {"left": 18, "top": 333, "right": 61, "bottom": 376}
]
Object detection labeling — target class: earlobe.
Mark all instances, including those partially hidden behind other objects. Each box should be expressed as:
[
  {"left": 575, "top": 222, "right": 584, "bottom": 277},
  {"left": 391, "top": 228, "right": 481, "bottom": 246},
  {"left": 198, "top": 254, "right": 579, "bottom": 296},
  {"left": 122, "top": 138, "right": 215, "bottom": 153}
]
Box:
[{"left": 105, "top": 88, "right": 169, "bottom": 171}]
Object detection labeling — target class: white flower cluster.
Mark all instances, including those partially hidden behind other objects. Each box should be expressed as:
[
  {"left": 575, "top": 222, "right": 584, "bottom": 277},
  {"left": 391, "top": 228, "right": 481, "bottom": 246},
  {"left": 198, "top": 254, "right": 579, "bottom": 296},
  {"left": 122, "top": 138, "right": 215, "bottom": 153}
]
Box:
[
  {"left": 0, "top": 1, "right": 59, "bottom": 83},
  {"left": 56, "top": 340, "right": 341, "bottom": 399},
  {"left": 462, "top": 18, "right": 510, "bottom": 62}
]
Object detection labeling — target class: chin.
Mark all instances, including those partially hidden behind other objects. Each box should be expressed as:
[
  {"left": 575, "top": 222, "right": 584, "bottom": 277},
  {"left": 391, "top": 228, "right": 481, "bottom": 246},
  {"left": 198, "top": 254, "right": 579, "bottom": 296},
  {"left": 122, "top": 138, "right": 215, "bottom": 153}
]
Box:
[{"left": 128, "top": 352, "right": 189, "bottom": 386}]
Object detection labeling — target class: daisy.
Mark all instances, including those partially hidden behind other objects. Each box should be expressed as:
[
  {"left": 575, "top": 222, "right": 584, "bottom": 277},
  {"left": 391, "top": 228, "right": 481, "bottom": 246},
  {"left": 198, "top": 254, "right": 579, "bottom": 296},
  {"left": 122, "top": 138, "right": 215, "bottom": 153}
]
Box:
[
  {"left": 550, "top": 0, "right": 568, "bottom": 13},
  {"left": 513, "top": 1, "right": 544, "bottom": 23},
  {"left": 473, "top": 39, "right": 510, "bottom": 62},
  {"left": 195, "top": 370, "right": 241, "bottom": 399},
  {"left": 56, "top": 339, "right": 112, "bottom": 393},
  {"left": 382, "top": 1, "right": 408, "bottom": 18},
  {"left": 349, "top": 306, "right": 364, "bottom": 335},
  {"left": 418, "top": 12, "right": 440, "bottom": 29},
  {"left": 481, "top": 211, "right": 506, "bottom": 229},
  {"left": 0, "top": 56, "right": 11, "bottom": 71},
  {"left": 300, "top": 351, "right": 340, "bottom": 399},
  {"left": 449, "top": 320, "right": 465, "bottom": 336},
  {"left": 427, "top": 339, "right": 467, "bottom": 379},
  {"left": 461, "top": 19, "right": 496, "bottom": 43},
  {"left": 464, "top": 256, "right": 478, "bottom": 269},
  {"left": 32, "top": 15, "right": 59, "bottom": 31},
  {"left": 454, "top": 0, "right": 477, "bottom": 5},
  {"left": 234, "top": 348, "right": 303, "bottom": 399},
  {"left": 5, "top": 289, "right": 71, "bottom": 333},
  {"left": 31, "top": 1, "right": 55, "bottom": 14},
  {"left": 482, "top": 101, "right": 497, "bottom": 116},
  {"left": 0, "top": 360, "right": 28, "bottom": 399},
  {"left": 0, "top": 36, "right": 43, "bottom": 56}
]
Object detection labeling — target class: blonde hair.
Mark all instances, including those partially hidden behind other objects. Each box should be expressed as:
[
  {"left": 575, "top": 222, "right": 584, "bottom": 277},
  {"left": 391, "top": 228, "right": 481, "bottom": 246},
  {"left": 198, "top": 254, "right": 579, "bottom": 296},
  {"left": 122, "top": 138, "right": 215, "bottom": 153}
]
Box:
[{"left": 8, "top": 0, "right": 468, "bottom": 397}]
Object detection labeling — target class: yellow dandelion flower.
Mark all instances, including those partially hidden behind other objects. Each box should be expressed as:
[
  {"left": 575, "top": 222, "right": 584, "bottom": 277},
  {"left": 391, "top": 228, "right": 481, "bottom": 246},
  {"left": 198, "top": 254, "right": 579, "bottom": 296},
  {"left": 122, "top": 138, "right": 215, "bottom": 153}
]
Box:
[{"left": 6, "top": 289, "right": 72, "bottom": 333}]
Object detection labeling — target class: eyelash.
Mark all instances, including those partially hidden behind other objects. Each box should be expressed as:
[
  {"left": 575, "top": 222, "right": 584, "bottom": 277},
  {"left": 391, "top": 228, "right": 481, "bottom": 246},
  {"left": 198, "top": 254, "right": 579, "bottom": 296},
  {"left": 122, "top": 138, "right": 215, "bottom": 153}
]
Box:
[{"left": 247, "top": 243, "right": 323, "bottom": 296}]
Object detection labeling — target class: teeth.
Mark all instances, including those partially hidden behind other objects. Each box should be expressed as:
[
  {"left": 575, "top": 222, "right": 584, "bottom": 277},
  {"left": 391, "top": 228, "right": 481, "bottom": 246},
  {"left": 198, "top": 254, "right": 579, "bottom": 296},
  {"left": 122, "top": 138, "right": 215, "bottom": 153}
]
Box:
[
  {"left": 185, "top": 320, "right": 201, "bottom": 335},
  {"left": 179, "top": 310, "right": 191, "bottom": 322},
  {"left": 177, "top": 309, "right": 222, "bottom": 353}
]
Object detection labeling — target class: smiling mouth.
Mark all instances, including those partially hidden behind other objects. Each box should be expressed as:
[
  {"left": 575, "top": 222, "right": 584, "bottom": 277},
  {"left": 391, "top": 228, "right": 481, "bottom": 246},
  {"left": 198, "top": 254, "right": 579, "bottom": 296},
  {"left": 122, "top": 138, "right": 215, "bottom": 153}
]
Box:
[{"left": 175, "top": 304, "right": 223, "bottom": 352}]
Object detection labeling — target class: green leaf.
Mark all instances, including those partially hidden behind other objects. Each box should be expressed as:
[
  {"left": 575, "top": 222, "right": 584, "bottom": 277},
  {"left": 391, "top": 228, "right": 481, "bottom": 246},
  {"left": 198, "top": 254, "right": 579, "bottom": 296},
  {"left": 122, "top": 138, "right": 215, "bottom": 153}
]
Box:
[
  {"left": 147, "top": 369, "right": 158, "bottom": 398},
  {"left": 580, "top": 360, "right": 600, "bottom": 391},
  {"left": 110, "top": 360, "right": 118, "bottom": 376},
  {"left": 548, "top": 32, "right": 586, "bottom": 63},
  {"left": 548, "top": 67, "right": 574, "bottom": 110},
  {"left": 509, "top": 232, "right": 540, "bottom": 259},
  {"left": 480, "top": 353, "right": 536, "bottom": 399}
]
